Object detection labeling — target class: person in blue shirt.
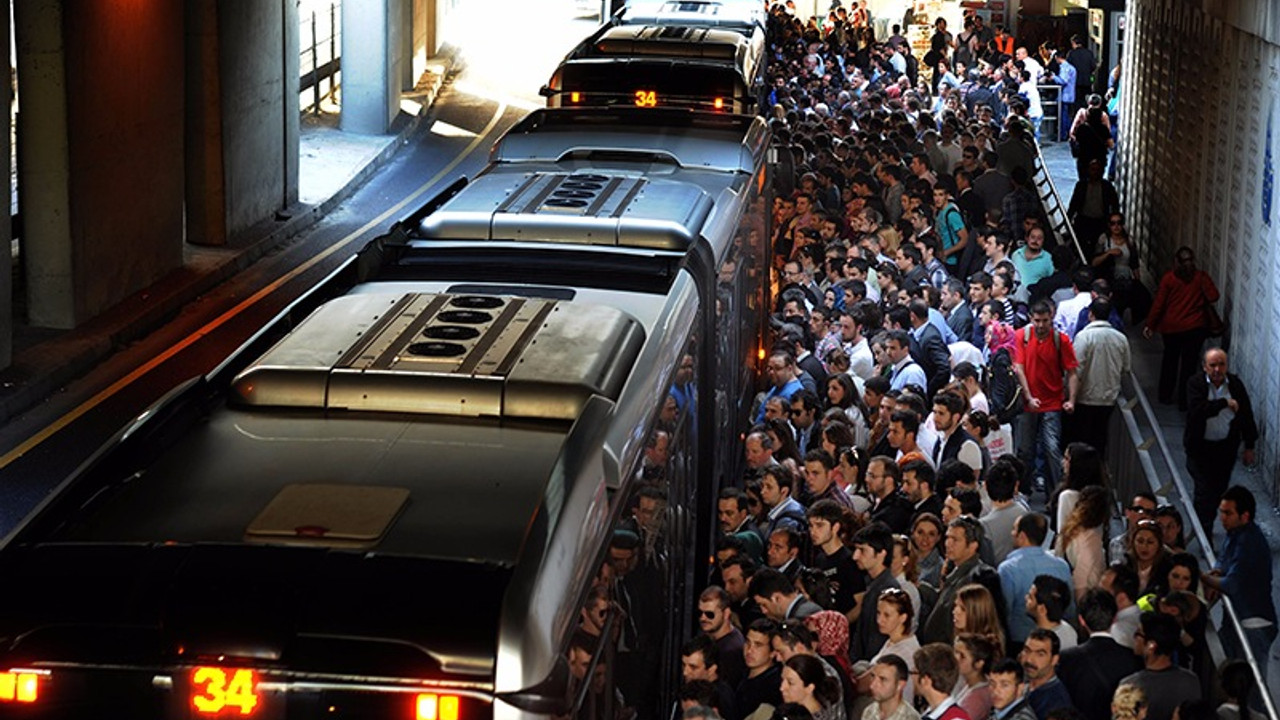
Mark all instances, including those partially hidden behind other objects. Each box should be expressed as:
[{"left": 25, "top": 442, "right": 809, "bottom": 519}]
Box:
[
  {"left": 885, "top": 329, "right": 927, "bottom": 392},
  {"left": 1045, "top": 55, "right": 1077, "bottom": 142},
  {"left": 1202, "top": 485, "right": 1277, "bottom": 676},
  {"left": 756, "top": 350, "right": 804, "bottom": 425},
  {"left": 998, "top": 513, "right": 1074, "bottom": 646}
]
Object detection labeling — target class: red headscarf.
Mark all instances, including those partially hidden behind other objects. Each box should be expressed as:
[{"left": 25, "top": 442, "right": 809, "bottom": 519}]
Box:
[
  {"left": 987, "top": 321, "right": 1018, "bottom": 355},
  {"left": 804, "top": 610, "right": 853, "bottom": 681}
]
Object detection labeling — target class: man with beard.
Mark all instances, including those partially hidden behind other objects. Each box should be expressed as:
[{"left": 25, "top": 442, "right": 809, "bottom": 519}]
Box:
[{"left": 698, "top": 586, "right": 747, "bottom": 688}]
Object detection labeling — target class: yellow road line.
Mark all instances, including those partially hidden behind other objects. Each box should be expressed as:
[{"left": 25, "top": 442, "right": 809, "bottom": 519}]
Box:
[{"left": 0, "top": 100, "right": 510, "bottom": 470}]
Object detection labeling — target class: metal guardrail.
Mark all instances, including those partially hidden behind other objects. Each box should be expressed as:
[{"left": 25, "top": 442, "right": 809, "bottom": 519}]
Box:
[
  {"left": 1108, "top": 372, "right": 1280, "bottom": 719},
  {"left": 1030, "top": 139, "right": 1087, "bottom": 265},
  {"left": 1028, "top": 133, "right": 1278, "bottom": 717},
  {"left": 300, "top": 2, "right": 341, "bottom": 114}
]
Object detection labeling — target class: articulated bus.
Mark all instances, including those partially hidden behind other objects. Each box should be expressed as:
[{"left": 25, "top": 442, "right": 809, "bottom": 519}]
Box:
[
  {"left": 540, "top": 22, "right": 766, "bottom": 114},
  {"left": 0, "top": 108, "right": 771, "bottom": 720}
]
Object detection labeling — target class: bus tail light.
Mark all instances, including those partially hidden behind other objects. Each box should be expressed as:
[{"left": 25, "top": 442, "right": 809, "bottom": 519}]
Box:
[
  {"left": 417, "top": 693, "right": 460, "bottom": 720},
  {"left": 0, "top": 671, "right": 40, "bottom": 703}
]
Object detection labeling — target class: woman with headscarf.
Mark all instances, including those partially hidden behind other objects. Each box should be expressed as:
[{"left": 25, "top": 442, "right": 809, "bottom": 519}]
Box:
[{"left": 805, "top": 610, "right": 854, "bottom": 684}]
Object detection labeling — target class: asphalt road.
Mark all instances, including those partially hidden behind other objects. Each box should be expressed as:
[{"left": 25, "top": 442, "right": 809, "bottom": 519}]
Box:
[{"left": 0, "top": 3, "right": 601, "bottom": 534}]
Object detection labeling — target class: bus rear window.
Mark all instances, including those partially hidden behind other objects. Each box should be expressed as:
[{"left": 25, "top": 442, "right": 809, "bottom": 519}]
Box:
[{"left": 560, "top": 63, "right": 739, "bottom": 110}]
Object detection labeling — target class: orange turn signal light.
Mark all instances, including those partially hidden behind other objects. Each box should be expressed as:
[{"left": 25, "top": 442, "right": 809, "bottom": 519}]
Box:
[
  {"left": 713, "top": 97, "right": 725, "bottom": 110},
  {"left": 416, "top": 693, "right": 460, "bottom": 720},
  {"left": 0, "top": 672, "right": 39, "bottom": 703},
  {"left": 569, "top": 92, "right": 581, "bottom": 104}
]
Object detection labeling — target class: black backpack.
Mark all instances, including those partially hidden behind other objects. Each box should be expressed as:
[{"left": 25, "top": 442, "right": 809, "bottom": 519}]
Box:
[
  {"left": 988, "top": 326, "right": 1063, "bottom": 424},
  {"left": 986, "top": 347, "right": 1023, "bottom": 424}
]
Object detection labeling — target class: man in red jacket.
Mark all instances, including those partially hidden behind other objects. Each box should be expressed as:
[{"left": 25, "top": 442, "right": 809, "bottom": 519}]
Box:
[{"left": 1142, "top": 247, "right": 1219, "bottom": 410}]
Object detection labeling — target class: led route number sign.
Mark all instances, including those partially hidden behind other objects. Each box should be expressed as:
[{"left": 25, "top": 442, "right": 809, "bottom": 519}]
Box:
[{"left": 192, "top": 667, "right": 260, "bottom": 715}]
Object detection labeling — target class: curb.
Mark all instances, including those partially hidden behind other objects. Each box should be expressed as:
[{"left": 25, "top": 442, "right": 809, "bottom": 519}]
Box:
[{"left": 0, "top": 56, "right": 459, "bottom": 426}]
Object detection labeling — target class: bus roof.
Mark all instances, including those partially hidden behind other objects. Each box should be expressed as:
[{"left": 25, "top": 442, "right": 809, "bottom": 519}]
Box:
[{"left": 618, "top": 0, "right": 765, "bottom": 31}]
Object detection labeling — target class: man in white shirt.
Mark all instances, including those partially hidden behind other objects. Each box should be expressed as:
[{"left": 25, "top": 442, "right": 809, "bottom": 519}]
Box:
[
  {"left": 864, "top": 655, "right": 923, "bottom": 720},
  {"left": 889, "top": 46, "right": 907, "bottom": 76},
  {"left": 1015, "top": 47, "right": 1045, "bottom": 81},
  {"left": 1053, "top": 268, "right": 1095, "bottom": 340},
  {"left": 1017, "top": 70, "right": 1044, "bottom": 142},
  {"left": 1070, "top": 297, "right": 1130, "bottom": 453},
  {"left": 1026, "top": 574, "right": 1079, "bottom": 652},
  {"left": 841, "top": 305, "right": 877, "bottom": 381}
]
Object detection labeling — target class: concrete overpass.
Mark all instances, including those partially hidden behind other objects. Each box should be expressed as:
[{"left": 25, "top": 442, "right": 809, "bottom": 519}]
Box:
[{"left": 1, "top": 0, "right": 454, "bottom": 368}]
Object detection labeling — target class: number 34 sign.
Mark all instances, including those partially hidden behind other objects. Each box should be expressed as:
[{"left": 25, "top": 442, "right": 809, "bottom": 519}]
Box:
[{"left": 192, "top": 667, "right": 260, "bottom": 715}]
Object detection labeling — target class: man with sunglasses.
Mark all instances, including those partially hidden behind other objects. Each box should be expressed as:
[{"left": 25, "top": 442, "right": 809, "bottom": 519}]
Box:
[
  {"left": 1107, "top": 492, "right": 1156, "bottom": 564},
  {"left": 698, "top": 586, "right": 747, "bottom": 689}
]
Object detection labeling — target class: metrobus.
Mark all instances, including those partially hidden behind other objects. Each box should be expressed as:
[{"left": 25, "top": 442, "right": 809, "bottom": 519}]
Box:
[{"left": 0, "top": 108, "right": 772, "bottom": 720}]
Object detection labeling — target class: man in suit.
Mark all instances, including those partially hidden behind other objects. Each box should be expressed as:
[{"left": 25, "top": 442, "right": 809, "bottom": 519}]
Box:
[
  {"left": 941, "top": 278, "right": 973, "bottom": 342},
  {"left": 867, "top": 455, "right": 917, "bottom": 534},
  {"left": 1184, "top": 348, "right": 1258, "bottom": 535},
  {"left": 907, "top": 298, "right": 952, "bottom": 398},
  {"left": 782, "top": 325, "right": 828, "bottom": 393},
  {"left": 748, "top": 567, "right": 822, "bottom": 622},
  {"left": 1057, "top": 588, "right": 1139, "bottom": 720}
]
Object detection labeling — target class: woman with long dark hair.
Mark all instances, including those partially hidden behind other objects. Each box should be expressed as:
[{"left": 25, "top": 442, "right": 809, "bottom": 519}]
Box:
[
  {"left": 1052, "top": 442, "right": 1107, "bottom": 532},
  {"left": 1056, "top": 485, "right": 1110, "bottom": 601}
]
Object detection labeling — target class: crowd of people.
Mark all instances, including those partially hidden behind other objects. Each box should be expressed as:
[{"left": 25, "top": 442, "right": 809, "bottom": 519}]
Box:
[{"left": 564, "top": 5, "right": 1275, "bottom": 720}]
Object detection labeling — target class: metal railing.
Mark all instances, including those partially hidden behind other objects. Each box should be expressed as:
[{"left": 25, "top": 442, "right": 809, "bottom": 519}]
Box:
[
  {"left": 1106, "top": 370, "right": 1280, "bottom": 719},
  {"left": 1030, "top": 129, "right": 1279, "bottom": 715},
  {"left": 299, "top": 2, "right": 341, "bottom": 114},
  {"left": 1030, "top": 139, "right": 1087, "bottom": 265}
]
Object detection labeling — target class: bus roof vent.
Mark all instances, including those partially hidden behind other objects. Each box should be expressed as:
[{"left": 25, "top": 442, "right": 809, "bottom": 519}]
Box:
[
  {"left": 594, "top": 25, "right": 744, "bottom": 59},
  {"left": 230, "top": 293, "right": 644, "bottom": 422},
  {"left": 416, "top": 171, "right": 713, "bottom": 251}
]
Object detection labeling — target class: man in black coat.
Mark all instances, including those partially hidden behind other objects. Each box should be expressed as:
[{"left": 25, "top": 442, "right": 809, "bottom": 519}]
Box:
[
  {"left": 1058, "top": 589, "right": 1141, "bottom": 720},
  {"left": 1184, "top": 348, "right": 1258, "bottom": 535},
  {"left": 867, "top": 456, "right": 916, "bottom": 534},
  {"left": 906, "top": 299, "right": 952, "bottom": 399},
  {"left": 1067, "top": 160, "right": 1120, "bottom": 258}
]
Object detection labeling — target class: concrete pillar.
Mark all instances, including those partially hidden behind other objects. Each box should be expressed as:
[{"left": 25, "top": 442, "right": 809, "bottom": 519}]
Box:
[
  {"left": 185, "top": 0, "right": 227, "bottom": 247},
  {"left": 186, "top": 0, "right": 299, "bottom": 245},
  {"left": 342, "top": 0, "right": 404, "bottom": 134},
  {"left": 15, "top": 0, "right": 184, "bottom": 329},
  {"left": 412, "top": 0, "right": 430, "bottom": 81},
  {"left": 400, "top": 0, "right": 415, "bottom": 92}
]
